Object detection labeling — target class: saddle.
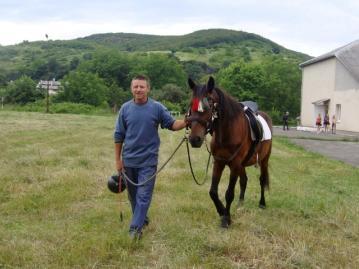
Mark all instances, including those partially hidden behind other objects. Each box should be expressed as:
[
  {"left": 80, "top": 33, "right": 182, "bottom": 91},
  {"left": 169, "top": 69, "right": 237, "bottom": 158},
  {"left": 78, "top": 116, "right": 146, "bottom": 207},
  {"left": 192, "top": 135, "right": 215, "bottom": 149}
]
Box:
[
  {"left": 240, "top": 101, "right": 263, "bottom": 143},
  {"left": 239, "top": 101, "right": 264, "bottom": 165}
]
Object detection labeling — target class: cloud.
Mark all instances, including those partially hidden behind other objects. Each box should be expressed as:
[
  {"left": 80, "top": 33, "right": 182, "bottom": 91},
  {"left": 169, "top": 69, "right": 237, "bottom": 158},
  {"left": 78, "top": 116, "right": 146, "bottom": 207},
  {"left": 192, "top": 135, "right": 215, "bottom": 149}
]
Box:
[{"left": 0, "top": 0, "right": 359, "bottom": 56}]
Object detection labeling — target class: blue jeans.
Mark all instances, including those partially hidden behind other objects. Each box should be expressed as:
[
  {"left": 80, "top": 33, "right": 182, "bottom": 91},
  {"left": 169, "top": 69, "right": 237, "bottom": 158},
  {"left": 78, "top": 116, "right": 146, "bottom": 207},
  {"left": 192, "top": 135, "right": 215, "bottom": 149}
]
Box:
[{"left": 124, "top": 166, "right": 156, "bottom": 232}]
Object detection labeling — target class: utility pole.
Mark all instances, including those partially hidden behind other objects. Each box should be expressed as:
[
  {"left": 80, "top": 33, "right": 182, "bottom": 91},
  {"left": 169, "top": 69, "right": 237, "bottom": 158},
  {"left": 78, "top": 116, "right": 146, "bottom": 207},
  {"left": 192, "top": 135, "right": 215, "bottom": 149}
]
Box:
[
  {"left": 46, "top": 80, "right": 50, "bottom": 113},
  {"left": 45, "top": 34, "right": 49, "bottom": 113}
]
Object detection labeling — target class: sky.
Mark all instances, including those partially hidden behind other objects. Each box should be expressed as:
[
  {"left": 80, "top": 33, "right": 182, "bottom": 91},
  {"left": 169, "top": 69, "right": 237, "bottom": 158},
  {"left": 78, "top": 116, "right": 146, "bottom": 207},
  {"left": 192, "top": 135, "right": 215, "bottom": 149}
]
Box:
[{"left": 0, "top": 0, "right": 358, "bottom": 56}]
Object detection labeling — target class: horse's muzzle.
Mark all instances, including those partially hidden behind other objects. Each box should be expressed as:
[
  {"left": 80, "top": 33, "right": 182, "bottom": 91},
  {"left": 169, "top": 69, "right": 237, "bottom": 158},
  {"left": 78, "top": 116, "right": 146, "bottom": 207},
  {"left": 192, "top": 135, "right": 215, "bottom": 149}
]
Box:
[{"left": 189, "top": 135, "right": 204, "bottom": 148}]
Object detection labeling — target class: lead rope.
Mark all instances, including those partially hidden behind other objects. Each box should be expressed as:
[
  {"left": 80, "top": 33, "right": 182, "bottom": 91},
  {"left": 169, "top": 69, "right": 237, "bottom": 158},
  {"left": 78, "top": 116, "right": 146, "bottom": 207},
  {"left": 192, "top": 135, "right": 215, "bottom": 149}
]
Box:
[
  {"left": 185, "top": 132, "right": 211, "bottom": 186},
  {"left": 120, "top": 136, "right": 187, "bottom": 186},
  {"left": 117, "top": 136, "right": 186, "bottom": 222},
  {"left": 118, "top": 171, "right": 125, "bottom": 222}
]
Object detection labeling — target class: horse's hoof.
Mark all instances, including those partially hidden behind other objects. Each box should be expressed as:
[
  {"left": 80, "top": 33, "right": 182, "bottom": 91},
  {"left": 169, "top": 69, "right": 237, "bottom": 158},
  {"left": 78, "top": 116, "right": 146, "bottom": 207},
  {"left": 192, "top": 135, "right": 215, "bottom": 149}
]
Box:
[
  {"left": 237, "top": 200, "right": 244, "bottom": 209},
  {"left": 220, "top": 216, "right": 231, "bottom": 228},
  {"left": 259, "top": 204, "right": 266, "bottom": 209}
]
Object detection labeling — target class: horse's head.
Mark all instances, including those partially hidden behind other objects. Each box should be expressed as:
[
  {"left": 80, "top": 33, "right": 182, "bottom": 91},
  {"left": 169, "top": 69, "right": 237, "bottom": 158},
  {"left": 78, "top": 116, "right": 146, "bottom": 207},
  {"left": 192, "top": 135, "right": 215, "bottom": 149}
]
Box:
[{"left": 187, "top": 76, "right": 218, "bottom": 148}]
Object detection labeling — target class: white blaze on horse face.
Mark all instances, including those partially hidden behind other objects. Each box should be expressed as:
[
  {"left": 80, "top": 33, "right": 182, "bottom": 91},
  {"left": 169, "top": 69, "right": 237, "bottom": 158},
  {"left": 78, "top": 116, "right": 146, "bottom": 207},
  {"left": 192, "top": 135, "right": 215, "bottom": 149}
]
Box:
[{"left": 198, "top": 100, "right": 204, "bottom": 112}]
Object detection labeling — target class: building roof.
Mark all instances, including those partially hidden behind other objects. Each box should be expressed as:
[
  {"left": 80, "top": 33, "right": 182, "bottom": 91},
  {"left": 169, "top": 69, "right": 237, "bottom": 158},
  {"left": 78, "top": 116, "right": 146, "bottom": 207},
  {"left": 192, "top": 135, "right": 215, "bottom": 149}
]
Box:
[
  {"left": 312, "top": 98, "right": 330, "bottom": 105},
  {"left": 299, "top": 40, "right": 359, "bottom": 81}
]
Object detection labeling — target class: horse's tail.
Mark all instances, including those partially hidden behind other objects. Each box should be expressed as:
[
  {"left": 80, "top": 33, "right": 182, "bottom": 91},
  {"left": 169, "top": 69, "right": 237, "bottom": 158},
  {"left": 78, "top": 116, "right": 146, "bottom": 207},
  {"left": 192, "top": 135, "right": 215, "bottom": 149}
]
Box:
[
  {"left": 260, "top": 152, "right": 270, "bottom": 190},
  {"left": 258, "top": 111, "right": 272, "bottom": 190}
]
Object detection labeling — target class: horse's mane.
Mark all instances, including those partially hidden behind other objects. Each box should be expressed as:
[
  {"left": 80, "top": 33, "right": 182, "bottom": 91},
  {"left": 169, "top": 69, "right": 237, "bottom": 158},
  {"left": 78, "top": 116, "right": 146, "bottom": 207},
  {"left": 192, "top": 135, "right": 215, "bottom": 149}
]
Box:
[
  {"left": 214, "top": 87, "right": 243, "bottom": 145},
  {"left": 215, "top": 87, "right": 243, "bottom": 120}
]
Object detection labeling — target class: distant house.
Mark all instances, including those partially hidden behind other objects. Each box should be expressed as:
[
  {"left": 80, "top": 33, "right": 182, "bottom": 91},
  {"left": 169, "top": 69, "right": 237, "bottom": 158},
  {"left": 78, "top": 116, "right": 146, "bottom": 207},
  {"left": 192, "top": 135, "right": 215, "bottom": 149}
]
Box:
[
  {"left": 37, "top": 79, "right": 61, "bottom": 95},
  {"left": 299, "top": 40, "right": 359, "bottom": 132}
]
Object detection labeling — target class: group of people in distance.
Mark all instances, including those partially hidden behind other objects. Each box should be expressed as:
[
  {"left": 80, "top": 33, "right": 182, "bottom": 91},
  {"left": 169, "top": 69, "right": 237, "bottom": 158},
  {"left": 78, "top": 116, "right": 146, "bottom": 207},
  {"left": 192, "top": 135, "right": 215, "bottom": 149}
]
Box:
[
  {"left": 282, "top": 111, "right": 337, "bottom": 135},
  {"left": 316, "top": 113, "right": 336, "bottom": 134}
]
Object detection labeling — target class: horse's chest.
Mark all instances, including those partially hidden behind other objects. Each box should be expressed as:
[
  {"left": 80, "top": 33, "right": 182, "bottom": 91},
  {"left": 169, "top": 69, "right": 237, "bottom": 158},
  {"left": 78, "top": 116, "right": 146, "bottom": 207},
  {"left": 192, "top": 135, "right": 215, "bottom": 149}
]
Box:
[{"left": 212, "top": 145, "right": 242, "bottom": 162}]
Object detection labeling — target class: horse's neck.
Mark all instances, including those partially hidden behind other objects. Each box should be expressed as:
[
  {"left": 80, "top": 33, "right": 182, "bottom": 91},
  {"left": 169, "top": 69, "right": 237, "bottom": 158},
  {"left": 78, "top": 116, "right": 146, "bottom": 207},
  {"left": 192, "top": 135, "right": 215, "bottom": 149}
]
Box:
[{"left": 214, "top": 111, "right": 247, "bottom": 146}]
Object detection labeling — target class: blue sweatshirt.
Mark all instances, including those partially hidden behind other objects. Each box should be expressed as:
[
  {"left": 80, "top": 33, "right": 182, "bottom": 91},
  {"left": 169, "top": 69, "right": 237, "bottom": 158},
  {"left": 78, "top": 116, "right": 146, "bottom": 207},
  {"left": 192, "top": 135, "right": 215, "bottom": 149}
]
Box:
[{"left": 114, "top": 98, "right": 175, "bottom": 168}]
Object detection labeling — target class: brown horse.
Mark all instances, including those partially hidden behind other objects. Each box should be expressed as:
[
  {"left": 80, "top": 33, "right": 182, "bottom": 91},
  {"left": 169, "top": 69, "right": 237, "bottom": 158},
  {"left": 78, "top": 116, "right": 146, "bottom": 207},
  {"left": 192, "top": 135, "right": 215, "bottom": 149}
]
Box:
[{"left": 187, "top": 77, "right": 272, "bottom": 228}]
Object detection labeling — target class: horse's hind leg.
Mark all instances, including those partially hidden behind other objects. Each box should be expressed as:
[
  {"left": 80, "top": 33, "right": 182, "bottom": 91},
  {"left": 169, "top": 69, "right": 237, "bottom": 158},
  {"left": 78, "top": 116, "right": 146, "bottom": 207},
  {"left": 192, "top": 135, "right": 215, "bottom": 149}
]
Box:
[
  {"left": 237, "top": 167, "right": 248, "bottom": 208},
  {"left": 223, "top": 171, "right": 238, "bottom": 228},
  {"left": 259, "top": 161, "right": 270, "bottom": 209}
]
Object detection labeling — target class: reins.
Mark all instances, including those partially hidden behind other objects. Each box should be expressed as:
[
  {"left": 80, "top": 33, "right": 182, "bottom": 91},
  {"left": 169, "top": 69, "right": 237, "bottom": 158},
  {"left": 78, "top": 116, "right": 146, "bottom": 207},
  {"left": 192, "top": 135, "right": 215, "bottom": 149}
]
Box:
[{"left": 120, "top": 131, "right": 211, "bottom": 187}]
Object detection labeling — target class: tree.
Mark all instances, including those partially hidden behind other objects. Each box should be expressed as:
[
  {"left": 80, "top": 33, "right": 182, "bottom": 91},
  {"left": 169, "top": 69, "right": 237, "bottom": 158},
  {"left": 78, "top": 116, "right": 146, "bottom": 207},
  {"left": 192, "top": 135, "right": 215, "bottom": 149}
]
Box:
[
  {"left": 131, "top": 54, "right": 187, "bottom": 90},
  {"left": 216, "top": 56, "right": 302, "bottom": 122},
  {"left": 0, "top": 87, "right": 7, "bottom": 105},
  {"left": 157, "top": 84, "right": 187, "bottom": 103},
  {"left": 217, "top": 61, "right": 266, "bottom": 102},
  {"left": 78, "top": 50, "right": 132, "bottom": 89},
  {"left": 55, "top": 71, "right": 108, "bottom": 106},
  {"left": 0, "top": 72, "right": 7, "bottom": 87},
  {"left": 107, "top": 82, "right": 132, "bottom": 111},
  {"left": 6, "top": 75, "right": 41, "bottom": 104},
  {"left": 69, "top": 57, "right": 80, "bottom": 70},
  {"left": 151, "top": 83, "right": 189, "bottom": 113},
  {"left": 27, "top": 57, "right": 68, "bottom": 81},
  {"left": 182, "top": 60, "right": 213, "bottom": 81},
  {"left": 261, "top": 56, "right": 301, "bottom": 117}
]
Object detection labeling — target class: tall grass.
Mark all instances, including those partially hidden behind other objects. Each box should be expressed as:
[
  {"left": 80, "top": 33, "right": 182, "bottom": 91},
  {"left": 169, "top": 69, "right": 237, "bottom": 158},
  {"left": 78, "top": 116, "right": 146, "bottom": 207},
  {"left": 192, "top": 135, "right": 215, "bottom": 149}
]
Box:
[{"left": 0, "top": 111, "right": 358, "bottom": 268}]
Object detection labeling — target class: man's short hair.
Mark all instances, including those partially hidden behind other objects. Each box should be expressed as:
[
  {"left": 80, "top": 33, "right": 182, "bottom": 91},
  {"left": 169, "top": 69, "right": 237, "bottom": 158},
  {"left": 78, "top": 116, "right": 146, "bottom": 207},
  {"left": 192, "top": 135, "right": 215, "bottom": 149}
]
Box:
[{"left": 131, "top": 75, "right": 150, "bottom": 89}]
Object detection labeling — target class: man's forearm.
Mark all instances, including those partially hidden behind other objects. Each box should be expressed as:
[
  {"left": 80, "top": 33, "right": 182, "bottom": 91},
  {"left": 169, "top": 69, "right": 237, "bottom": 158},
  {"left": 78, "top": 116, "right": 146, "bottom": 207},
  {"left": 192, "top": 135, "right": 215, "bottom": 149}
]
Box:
[
  {"left": 171, "top": 119, "right": 187, "bottom": 131},
  {"left": 115, "top": 142, "right": 123, "bottom": 161}
]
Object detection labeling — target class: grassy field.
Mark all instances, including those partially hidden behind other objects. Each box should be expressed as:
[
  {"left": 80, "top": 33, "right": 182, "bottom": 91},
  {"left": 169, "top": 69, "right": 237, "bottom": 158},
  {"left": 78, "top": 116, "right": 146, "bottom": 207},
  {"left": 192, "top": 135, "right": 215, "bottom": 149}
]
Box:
[{"left": 0, "top": 111, "right": 358, "bottom": 268}]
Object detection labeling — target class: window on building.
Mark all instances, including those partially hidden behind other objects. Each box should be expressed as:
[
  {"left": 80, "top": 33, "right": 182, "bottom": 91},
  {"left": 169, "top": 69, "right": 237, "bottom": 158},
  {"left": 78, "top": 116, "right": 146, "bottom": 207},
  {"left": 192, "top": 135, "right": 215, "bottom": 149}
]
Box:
[{"left": 336, "top": 104, "right": 341, "bottom": 122}]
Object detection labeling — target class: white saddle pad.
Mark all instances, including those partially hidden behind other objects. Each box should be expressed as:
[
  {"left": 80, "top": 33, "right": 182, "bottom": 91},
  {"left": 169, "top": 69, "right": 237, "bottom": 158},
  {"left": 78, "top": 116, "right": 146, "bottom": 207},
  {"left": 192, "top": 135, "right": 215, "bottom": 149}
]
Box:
[{"left": 257, "top": 115, "right": 272, "bottom": 141}]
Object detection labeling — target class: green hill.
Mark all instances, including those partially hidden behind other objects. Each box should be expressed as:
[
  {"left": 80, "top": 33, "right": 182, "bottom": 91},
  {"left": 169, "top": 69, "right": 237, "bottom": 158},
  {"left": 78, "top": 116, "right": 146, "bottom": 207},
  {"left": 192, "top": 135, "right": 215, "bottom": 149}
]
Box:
[{"left": 0, "top": 29, "right": 311, "bottom": 83}]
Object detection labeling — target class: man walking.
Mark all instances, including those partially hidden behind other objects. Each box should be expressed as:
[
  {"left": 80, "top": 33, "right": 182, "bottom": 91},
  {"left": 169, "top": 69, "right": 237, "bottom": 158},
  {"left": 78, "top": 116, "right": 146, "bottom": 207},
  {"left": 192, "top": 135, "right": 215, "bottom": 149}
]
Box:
[
  {"left": 114, "top": 75, "right": 187, "bottom": 239},
  {"left": 282, "top": 111, "right": 289, "bottom": 131}
]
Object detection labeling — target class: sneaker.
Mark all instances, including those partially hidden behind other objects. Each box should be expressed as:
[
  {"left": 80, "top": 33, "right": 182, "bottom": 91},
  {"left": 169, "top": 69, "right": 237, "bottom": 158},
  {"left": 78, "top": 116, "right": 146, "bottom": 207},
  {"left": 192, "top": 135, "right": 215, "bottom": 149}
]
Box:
[
  {"left": 129, "top": 229, "right": 142, "bottom": 241},
  {"left": 144, "top": 216, "right": 150, "bottom": 227}
]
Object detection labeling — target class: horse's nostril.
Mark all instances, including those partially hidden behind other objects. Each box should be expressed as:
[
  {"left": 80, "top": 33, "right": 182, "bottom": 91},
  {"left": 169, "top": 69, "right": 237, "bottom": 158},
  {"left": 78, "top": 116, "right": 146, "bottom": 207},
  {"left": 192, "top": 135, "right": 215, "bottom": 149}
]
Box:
[
  {"left": 193, "top": 136, "right": 202, "bottom": 144},
  {"left": 189, "top": 136, "right": 203, "bottom": 148}
]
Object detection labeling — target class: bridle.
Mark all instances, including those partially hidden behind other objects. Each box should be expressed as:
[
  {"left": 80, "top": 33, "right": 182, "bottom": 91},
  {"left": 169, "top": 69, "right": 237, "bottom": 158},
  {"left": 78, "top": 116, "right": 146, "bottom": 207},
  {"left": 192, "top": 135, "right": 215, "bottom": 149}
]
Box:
[
  {"left": 187, "top": 88, "right": 249, "bottom": 165},
  {"left": 186, "top": 93, "right": 219, "bottom": 135}
]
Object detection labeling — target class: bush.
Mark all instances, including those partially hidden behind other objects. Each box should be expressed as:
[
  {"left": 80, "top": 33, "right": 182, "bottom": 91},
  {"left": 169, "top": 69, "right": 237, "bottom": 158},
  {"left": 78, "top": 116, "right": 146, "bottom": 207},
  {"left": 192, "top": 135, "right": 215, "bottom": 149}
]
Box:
[
  {"left": 161, "top": 100, "right": 181, "bottom": 114},
  {"left": 268, "top": 107, "right": 281, "bottom": 125},
  {"left": 5, "top": 75, "right": 42, "bottom": 104},
  {"left": 4, "top": 101, "right": 112, "bottom": 115}
]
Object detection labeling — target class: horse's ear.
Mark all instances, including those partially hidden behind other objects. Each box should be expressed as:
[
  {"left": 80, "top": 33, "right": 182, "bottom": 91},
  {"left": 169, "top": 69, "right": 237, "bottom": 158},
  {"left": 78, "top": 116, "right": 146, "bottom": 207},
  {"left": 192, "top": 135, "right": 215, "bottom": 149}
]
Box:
[
  {"left": 188, "top": 78, "right": 196, "bottom": 90},
  {"left": 207, "top": 76, "right": 215, "bottom": 93}
]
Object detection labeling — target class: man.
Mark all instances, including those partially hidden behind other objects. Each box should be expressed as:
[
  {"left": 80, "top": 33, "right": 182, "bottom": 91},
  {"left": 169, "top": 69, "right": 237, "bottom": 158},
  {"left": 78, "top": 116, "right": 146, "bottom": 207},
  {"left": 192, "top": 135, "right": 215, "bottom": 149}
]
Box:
[
  {"left": 114, "top": 75, "right": 187, "bottom": 240},
  {"left": 282, "top": 111, "right": 289, "bottom": 131}
]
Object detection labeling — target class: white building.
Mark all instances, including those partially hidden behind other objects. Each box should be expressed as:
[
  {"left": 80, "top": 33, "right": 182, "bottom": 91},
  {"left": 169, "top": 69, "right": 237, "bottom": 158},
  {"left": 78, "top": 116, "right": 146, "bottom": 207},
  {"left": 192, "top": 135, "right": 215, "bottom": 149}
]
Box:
[
  {"left": 299, "top": 40, "right": 359, "bottom": 132},
  {"left": 37, "top": 79, "right": 61, "bottom": 95}
]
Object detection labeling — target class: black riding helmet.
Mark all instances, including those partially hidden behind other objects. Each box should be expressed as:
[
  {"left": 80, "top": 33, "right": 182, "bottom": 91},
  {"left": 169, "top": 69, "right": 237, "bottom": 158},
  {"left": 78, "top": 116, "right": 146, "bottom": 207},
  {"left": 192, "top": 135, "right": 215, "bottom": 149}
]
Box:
[{"left": 107, "top": 174, "right": 126, "bottom": 193}]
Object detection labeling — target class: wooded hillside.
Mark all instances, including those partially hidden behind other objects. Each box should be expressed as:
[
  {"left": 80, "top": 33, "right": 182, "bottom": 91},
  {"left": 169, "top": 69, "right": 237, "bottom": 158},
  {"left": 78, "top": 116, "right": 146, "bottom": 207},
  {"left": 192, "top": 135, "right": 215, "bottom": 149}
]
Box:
[{"left": 0, "top": 29, "right": 312, "bottom": 121}]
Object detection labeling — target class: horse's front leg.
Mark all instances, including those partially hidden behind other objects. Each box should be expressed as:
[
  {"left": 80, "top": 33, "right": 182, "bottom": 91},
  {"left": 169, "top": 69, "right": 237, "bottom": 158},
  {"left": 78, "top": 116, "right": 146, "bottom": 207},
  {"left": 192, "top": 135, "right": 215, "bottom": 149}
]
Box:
[
  {"left": 223, "top": 170, "right": 238, "bottom": 227},
  {"left": 237, "top": 167, "right": 248, "bottom": 208},
  {"left": 209, "top": 161, "right": 226, "bottom": 226}
]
